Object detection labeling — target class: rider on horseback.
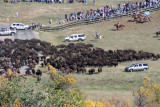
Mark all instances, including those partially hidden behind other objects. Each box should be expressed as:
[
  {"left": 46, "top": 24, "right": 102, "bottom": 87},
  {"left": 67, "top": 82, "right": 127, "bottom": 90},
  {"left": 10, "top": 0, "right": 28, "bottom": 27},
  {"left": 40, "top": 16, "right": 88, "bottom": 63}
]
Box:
[
  {"left": 135, "top": 11, "right": 140, "bottom": 18},
  {"left": 135, "top": 12, "right": 138, "bottom": 18},
  {"left": 117, "top": 22, "right": 120, "bottom": 28},
  {"left": 96, "top": 32, "right": 99, "bottom": 39}
]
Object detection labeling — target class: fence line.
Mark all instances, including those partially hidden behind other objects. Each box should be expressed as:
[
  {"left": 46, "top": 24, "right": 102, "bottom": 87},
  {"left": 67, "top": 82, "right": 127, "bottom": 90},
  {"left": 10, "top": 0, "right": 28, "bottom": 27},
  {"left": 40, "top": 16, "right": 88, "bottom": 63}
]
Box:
[{"left": 40, "top": 6, "right": 160, "bottom": 32}]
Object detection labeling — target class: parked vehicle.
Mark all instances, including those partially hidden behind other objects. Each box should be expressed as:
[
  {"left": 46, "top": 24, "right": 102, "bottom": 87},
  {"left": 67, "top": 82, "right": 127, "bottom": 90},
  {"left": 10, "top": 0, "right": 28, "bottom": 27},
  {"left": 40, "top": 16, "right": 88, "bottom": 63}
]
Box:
[
  {"left": 64, "top": 33, "right": 86, "bottom": 42},
  {"left": 0, "top": 28, "right": 16, "bottom": 36},
  {"left": 125, "top": 63, "right": 149, "bottom": 72},
  {"left": 10, "top": 23, "right": 30, "bottom": 30}
]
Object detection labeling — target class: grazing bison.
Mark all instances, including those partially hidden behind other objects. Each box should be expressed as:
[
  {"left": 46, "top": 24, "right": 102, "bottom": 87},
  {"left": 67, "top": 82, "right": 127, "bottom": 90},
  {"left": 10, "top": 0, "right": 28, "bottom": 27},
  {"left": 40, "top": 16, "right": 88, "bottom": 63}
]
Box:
[
  {"left": 98, "top": 67, "right": 102, "bottom": 73},
  {"left": 36, "top": 69, "right": 42, "bottom": 76},
  {"left": 0, "top": 38, "right": 159, "bottom": 76},
  {"left": 89, "top": 68, "right": 95, "bottom": 74}
]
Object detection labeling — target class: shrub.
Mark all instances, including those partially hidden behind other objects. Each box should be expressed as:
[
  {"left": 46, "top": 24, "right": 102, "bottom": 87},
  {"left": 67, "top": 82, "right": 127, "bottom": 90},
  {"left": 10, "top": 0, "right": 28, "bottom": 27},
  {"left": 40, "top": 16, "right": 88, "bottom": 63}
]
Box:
[
  {"left": 0, "top": 65, "right": 84, "bottom": 107},
  {"left": 134, "top": 76, "right": 160, "bottom": 107}
]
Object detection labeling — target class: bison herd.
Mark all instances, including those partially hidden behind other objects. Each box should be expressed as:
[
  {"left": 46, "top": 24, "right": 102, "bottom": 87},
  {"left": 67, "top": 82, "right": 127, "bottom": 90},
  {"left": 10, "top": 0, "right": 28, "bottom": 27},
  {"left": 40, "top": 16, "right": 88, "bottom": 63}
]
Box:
[{"left": 0, "top": 38, "right": 160, "bottom": 75}]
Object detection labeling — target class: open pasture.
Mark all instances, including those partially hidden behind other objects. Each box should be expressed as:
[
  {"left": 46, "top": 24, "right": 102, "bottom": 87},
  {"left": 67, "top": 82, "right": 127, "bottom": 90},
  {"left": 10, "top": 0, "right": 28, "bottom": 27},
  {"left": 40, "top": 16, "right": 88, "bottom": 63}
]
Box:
[{"left": 0, "top": 0, "right": 160, "bottom": 103}]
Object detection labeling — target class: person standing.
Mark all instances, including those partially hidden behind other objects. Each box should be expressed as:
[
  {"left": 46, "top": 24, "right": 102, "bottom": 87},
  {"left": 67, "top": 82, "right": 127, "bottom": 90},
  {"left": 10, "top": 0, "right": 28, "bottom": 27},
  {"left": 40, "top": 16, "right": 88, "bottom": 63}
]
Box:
[
  {"left": 65, "top": 13, "right": 68, "bottom": 22},
  {"left": 57, "top": 18, "right": 61, "bottom": 25},
  {"left": 16, "top": 12, "right": 18, "bottom": 18},
  {"left": 93, "top": 0, "right": 95, "bottom": 4},
  {"left": 49, "top": 19, "right": 52, "bottom": 24}
]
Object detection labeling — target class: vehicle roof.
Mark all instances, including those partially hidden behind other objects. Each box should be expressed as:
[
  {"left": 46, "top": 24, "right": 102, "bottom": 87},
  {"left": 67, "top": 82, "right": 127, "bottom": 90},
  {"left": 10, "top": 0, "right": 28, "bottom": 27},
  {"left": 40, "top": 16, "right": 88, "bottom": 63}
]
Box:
[
  {"left": 71, "top": 33, "right": 85, "bottom": 36},
  {"left": 132, "top": 63, "right": 148, "bottom": 65},
  {"left": 11, "top": 23, "right": 24, "bottom": 24}
]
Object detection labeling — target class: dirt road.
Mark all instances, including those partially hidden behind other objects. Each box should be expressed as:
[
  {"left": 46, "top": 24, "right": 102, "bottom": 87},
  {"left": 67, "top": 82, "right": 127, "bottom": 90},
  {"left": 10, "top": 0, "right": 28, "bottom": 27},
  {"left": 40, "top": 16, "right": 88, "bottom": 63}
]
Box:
[{"left": 0, "top": 22, "right": 40, "bottom": 41}]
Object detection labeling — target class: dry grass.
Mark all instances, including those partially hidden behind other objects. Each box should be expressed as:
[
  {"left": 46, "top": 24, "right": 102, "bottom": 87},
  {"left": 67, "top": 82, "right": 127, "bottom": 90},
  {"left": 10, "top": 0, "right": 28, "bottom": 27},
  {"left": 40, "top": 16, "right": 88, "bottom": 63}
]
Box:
[
  {"left": 40, "top": 10, "right": 160, "bottom": 53},
  {"left": 72, "top": 59, "right": 160, "bottom": 100},
  {"left": 39, "top": 10, "right": 160, "bottom": 102},
  {"left": 0, "top": 0, "right": 159, "bottom": 102}
]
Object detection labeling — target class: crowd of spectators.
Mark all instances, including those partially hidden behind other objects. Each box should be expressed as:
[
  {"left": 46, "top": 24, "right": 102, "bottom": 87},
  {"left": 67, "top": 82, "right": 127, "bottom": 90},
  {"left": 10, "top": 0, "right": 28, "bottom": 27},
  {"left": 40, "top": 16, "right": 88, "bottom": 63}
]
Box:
[
  {"left": 4, "top": 0, "right": 87, "bottom": 4},
  {"left": 62, "top": 0, "right": 160, "bottom": 24},
  {"left": 4, "top": 0, "right": 160, "bottom": 25}
]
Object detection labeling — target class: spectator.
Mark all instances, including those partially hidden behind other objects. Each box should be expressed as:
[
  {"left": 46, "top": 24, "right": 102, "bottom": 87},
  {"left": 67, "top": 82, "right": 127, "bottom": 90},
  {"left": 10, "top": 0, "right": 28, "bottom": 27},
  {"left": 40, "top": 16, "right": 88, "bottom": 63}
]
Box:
[
  {"left": 93, "top": 0, "right": 95, "bottom": 5},
  {"left": 65, "top": 13, "right": 68, "bottom": 22},
  {"left": 16, "top": 12, "right": 18, "bottom": 18},
  {"left": 59, "top": 0, "right": 62, "bottom": 4},
  {"left": 49, "top": 19, "right": 52, "bottom": 24},
  {"left": 57, "top": 18, "right": 61, "bottom": 25}
]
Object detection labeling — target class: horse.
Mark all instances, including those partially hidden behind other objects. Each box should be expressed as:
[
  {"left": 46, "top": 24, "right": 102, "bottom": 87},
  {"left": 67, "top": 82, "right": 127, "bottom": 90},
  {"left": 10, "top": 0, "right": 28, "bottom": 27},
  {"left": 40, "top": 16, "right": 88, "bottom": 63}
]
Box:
[
  {"left": 114, "top": 24, "right": 125, "bottom": 30},
  {"left": 156, "top": 31, "right": 160, "bottom": 37},
  {"left": 132, "top": 14, "right": 143, "bottom": 22},
  {"left": 93, "top": 34, "right": 103, "bottom": 39},
  {"left": 142, "top": 15, "right": 152, "bottom": 22}
]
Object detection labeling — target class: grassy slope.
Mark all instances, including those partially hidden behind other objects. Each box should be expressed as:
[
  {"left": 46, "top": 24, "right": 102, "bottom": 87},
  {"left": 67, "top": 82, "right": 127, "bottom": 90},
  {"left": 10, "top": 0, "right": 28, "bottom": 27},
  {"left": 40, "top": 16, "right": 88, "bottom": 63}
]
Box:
[
  {"left": 0, "top": 0, "right": 144, "bottom": 24},
  {"left": 40, "top": 10, "right": 160, "bottom": 53},
  {"left": 39, "top": 10, "right": 160, "bottom": 101},
  {"left": 1, "top": 0, "right": 159, "bottom": 102}
]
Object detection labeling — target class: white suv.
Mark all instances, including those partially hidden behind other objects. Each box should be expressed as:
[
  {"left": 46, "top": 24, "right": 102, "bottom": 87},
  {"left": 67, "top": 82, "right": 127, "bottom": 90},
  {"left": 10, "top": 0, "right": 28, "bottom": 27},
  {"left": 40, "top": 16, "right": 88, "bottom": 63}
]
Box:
[
  {"left": 10, "top": 23, "right": 29, "bottom": 30},
  {"left": 0, "top": 28, "right": 16, "bottom": 36},
  {"left": 64, "top": 34, "right": 86, "bottom": 42}
]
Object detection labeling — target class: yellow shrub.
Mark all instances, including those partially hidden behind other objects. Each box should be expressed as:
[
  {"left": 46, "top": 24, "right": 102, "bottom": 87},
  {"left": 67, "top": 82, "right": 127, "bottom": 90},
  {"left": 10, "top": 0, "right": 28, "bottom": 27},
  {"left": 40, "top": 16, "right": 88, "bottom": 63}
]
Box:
[
  {"left": 65, "top": 74, "right": 77, "bottom": 85},
  {"left": 135, "top": 76, "right": 160, "bottom": 106},
  {"left": 85, "top": 100, "right": 96, "bottom": 107},
  {"left": 103, "top": 101, "right": 115, "bottom": 107},
  {"left": 15, "top": 98, "right": 21, "bottom": 107},
  {"left": 96, "top": 102, "right": 105, "bottom": 107},
  {"left": 48, "top": 65, "right": 77, "bottom": 86},
  {"left": 123, "top": 99, "right": 132, "bottom": 107}
]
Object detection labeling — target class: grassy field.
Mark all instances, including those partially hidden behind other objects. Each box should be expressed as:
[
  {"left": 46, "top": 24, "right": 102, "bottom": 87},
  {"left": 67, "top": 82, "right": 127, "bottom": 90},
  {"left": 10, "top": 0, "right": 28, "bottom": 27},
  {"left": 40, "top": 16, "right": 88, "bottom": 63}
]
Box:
[
  {"left": 40, "top": 10, "right": 160, "bottom": 53},
  {"left": 39, "top": 10, "right": 160, "bottom": 101},
  {"left": 1, "top": 0, "right": 160, "bottom": 103}
]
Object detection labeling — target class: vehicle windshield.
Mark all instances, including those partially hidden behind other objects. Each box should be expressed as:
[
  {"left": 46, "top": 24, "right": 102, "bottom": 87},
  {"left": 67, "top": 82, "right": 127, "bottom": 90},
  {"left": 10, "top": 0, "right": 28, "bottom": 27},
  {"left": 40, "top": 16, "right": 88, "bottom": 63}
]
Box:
[{"left": 130, "top": 64, "right": 135, "bottom": 67}]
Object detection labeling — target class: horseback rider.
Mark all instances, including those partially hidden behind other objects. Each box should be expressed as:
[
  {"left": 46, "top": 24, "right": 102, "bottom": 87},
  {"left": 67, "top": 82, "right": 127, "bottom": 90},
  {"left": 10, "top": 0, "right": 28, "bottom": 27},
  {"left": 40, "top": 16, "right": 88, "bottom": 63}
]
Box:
[
  {"left": 117, "top": 22, "right": 120, "bottom": 28},
  {"left": 144, "top": 10, "right": 150, "bottom": 20},
  {"left": 95, "top": 32, "right": 99, "bottom": 38},
  {"left": 135, "top": 11, "right": 138, "bottom": 18}
]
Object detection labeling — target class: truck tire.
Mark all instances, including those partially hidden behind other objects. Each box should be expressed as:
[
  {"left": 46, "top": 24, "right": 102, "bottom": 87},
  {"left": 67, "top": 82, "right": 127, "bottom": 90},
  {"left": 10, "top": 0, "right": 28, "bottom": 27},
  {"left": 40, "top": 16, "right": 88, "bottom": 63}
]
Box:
[
  {"left": 129, "top": 69, "right": 133, "bottom": 72},
  {"left": 78, "top": 39, "right": 82, "bottom": 41},
  {"left": 143, "top": 68, "right": 147, "bottom": 71},
  {"left": 11, "top": 33, "right": 14, "bottom": 36}
]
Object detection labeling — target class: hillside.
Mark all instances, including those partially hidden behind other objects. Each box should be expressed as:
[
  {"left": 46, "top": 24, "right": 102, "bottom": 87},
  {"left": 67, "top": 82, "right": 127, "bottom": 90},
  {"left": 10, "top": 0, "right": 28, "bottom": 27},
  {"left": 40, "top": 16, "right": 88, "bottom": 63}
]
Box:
[
  {"left": 1, "top": 0, "right": 160, "bottom": 105},
  {"left": 0, "top": 0, "right": 145, "bottom": 24}
]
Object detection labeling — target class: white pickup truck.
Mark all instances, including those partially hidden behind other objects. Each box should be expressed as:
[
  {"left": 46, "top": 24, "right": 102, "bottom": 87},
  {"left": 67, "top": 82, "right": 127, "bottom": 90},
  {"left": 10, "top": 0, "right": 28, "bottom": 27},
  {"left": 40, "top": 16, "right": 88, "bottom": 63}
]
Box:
[{"left": 0, "top": 28, "right": 16, "bottom": 36}]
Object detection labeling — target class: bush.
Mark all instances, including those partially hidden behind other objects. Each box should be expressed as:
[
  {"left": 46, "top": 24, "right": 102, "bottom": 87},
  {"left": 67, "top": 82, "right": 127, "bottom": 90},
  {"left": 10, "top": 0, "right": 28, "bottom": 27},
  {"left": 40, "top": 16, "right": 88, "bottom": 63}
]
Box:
[
  {"left": 0, "top": 65, "right": 84, "bottom": 107},
  {"left": 134, "top": 76, "right": 160, "bottom": 107}
]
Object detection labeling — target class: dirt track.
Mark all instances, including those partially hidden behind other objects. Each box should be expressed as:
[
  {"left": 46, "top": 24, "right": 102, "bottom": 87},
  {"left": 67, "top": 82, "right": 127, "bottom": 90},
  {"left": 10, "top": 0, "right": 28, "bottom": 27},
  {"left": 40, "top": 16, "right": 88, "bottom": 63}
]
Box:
[
  {"left": 0, "top": 30, "right": 40, "bottom": 41},
  {"left": 0, "top": 22, "right": 40, "bottom": 41}
]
